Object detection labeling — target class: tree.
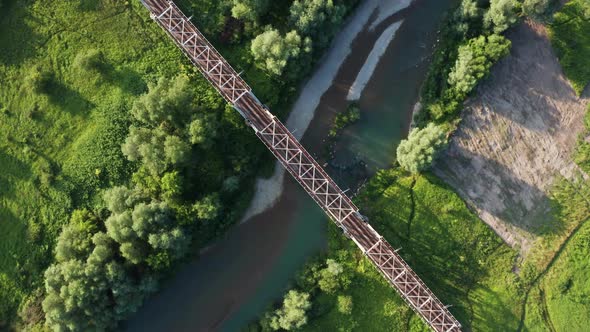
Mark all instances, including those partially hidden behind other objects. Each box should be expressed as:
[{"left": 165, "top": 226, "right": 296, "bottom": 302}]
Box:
[
  {"left": 269, "top": 290, "right": 311, "bottom": 330},
  {"left": 447, "top": 34, "right": 511, "bottom": 97},
  {"left": 522, "top": 0, "right": 549, "bottom": 20},
  {"left": 396, "top": 123, "right": 447, "bottom": 173},
  {"left": 251, "top": 29, "right": 307, "bottom": 76},
  {"left": 131, "top": 75, "right": 194, "bottom": 128},
  {"left": 318, "top": 258, "right": 348, "bottom": 293},
  {"left": 231, "top": 0, "right": 270, "bottom": 23},
  {"left": 103, "top": 186, "right": 189, "bottom": 268},
  {"left": 337, "top": 295, "right": 353, "bottom": 315},
  {"left": 484, "top": 0, "right": 519, "bottom": 34},
  {"left": 289, "top": 0, "right": 346, "bottom": 46},
  {"left": 192, "top": 194, "right": 221, "bottom": 220},
  {"left": 188, "top": 115, "right": 218, "bottom": 147},
  {"left": 54, "top": 209, "right": 98, "bottom": 262}
]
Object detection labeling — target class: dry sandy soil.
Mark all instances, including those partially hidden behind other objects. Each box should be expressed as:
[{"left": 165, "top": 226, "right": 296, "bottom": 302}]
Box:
[{"left": 435, "top": 20, "right": 589, "bottom": 254}]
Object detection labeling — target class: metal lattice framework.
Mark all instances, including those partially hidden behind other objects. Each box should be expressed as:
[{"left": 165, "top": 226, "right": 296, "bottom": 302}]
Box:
[{"left": 140, "top": 1, "right": 462, "bottom": 331}]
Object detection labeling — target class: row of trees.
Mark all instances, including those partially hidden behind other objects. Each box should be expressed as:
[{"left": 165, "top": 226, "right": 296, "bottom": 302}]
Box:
[
  {"left": 40, "top": 72, "right": 242, "bottom": 330},
  {"left": 397, "top": 0, "right": 544, "bottom": 174}
]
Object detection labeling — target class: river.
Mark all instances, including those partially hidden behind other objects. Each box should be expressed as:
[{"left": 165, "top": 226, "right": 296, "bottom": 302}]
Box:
[{"left": 125, "top": 0, "right": 455, "bottom": 331}]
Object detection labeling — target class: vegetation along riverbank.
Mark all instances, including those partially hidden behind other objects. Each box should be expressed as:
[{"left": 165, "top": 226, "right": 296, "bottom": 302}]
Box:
[
  {"left": 250, "top": 0, "right": 590, "bottom": 331},
  {"left": 0, "top": 0, "right": 360, "bottom": 330}
]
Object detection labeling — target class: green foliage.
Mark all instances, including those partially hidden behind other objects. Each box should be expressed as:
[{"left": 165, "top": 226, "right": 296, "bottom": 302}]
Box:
[
  {"left": 522, "top": 0, "right": 550, "bottom": 20},
  {"left": 418, "top": 0, "right": 516, "bottom": 126},
  {"left": 328, "top": 102, "right": 360, "bottom": 138},
  {"left": 290, "top": 0, "right": 347, "bottom": 47},
  {"left": 396, "top": 124, "right": 447, "bottom": 173},
  {"left": 251, "top": 28, "right": 309, "bottom": 76},
  {"left": 448, "top": 34, "right": 511, "bottom": 98},
  {"left": 267, "top": 169, "right": 520, "bottom": 331},
  {"left": 192, "top": 194, "right": 221, "bottom": 221},
  {"left": 317, "top": 259, "right": 349, "bottom": 293},
  {"left": 73, "top": 49, "right": 104, "bottom": 73},
  {"left": 484, "top": 0, "right": 520, "bottom": 34},
  {"left": 1, "top": 0, "right": 355, "bottom": 327},
  {"left": 42, "top": 210, "right": 157, "bottom": 332},
  {"left": 336, "top": 295, "right": 352, "bottom": 315},
  {"left": 23, "top": 65, "right": 52, "bottom": 95},
  {"left": 269, "top": 290, "right": 312, "bottom": 331},
  {"left": 122, "top": 75, "right": 200, "bottom": 176},
  {"left": 103, "top": 186, "right": 189, "bottom": 268},
  {"left": 231, "top": 0, "right": 270, "bottom": 23},
  {"left": 549, "top": 0, "right": 590, "bottom": 95}
]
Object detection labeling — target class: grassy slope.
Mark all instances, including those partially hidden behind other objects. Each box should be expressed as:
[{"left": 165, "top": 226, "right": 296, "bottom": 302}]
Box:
[
  {"left": 0, "top": 0, "right": 282, "bottom": 324},
  {"left": 548, "top": 0, "right": 590, "bottom": 95},
  {"left": 301, "top": 170, "right": 520, "bottom": 331},
  {"left": 0, "top": 0, "right": 182, "bottom": 321}
]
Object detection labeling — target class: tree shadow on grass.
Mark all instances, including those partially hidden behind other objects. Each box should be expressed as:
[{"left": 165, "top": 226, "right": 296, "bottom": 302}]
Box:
[
  {"left": 0, "top": 150, "right": 32, "bottom": 200},
  {"left": 0, "top": 0, "right": 41, "bottom": 66},
  {"left": 45, "top": 77, "right": 94, "bottom": 115},
  {"left": 434, "top": 145, "right": 564, "bottom": 238},
  {"left": 93, "top": 62, "right": 147, "bottom": 95}
]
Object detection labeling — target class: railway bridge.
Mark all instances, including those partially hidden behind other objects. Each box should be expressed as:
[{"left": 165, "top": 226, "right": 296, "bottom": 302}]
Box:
[{"left": 139, "top": 1, "right": 462, "bottom": 331}]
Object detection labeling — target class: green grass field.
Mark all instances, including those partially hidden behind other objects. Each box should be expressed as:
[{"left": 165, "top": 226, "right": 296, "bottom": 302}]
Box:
[
  {"left": 549, "top": 0, "right": 590, "bottom": 95},
  {"left": 291, "top": 170, "right": 522, "bottom": 331},
  {"left": 0, "top": 0, "right": 274, "bottom": 325},
  {"left": 0, "top": 1, "right": 183, "bottom": 323}
]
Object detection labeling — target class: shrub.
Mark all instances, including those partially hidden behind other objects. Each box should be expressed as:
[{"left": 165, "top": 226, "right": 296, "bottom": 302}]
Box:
[
  {"left": 251, "top": 29, "right": 309, "bottom": 76},
  {"left": 337, "top": 295, "right": 353, "bottom": 315},
  {"left": 484, "top": 0, "right": 520, "bottom": 34},
  {"left": 268, "top": 290, "right": 311, "bottom": 330},
  {"left": 396, "top": 123, "right": 447, "bottom": 173}
]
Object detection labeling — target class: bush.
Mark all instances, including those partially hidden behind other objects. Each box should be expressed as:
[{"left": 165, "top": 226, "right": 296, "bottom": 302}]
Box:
[
  {"left": 396, "top": 123, "right": 447, "bottom": 173},
  {"left": 484, "top": 0, "right": 520, "bottom": 34},
  {"left": 337, "top": 295, "right": 353, "bottom": 315},
  {"left": 448, "top": 34, "right": 511, "bottom": 97},
  {"left": 251, "top": 29, "right": 310, "bottom": 76},
  {"left": 268, "top": 290, "right": 311, "bottom": 330}
]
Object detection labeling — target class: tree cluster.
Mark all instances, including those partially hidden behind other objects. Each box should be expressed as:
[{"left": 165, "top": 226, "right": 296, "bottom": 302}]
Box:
[
  {"left": 419, "top": 0, "right": 520, "bottom": 124},
  {"left": 42, "top": 210, "right": 158, "bottom": 331},
  {"left": 247, "top": 0, "right": 351, "bottom": 77}
]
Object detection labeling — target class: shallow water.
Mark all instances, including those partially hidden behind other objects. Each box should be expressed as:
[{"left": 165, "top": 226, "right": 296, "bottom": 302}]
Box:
[{"left": 125, "top": 1, "right": 456, "bottom": 331}]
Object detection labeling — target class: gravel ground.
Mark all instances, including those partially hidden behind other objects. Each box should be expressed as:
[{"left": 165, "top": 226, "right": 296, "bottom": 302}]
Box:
[{"left": 435, "top": 20, "right": 590, "bottom": 255}]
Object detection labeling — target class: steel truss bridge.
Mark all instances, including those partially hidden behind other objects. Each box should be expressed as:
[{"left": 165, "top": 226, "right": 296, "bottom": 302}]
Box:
[{"left": 140, "top": 1, "right": 461, "bottom": 331}]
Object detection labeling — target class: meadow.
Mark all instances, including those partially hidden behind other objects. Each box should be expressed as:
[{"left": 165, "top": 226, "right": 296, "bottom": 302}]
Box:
[{"left": 0, "top": 0, "right": 359, "bottom": 328}]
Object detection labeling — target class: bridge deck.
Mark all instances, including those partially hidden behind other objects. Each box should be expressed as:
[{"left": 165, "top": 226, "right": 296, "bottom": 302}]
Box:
[{"left": 140, "top": 1, "right": 462, "bottom": 331}]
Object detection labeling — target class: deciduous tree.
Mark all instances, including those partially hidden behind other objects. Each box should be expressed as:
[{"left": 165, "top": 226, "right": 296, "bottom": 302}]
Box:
[{"left": 396, "top": 123, "right": 447, "bottom": 173}]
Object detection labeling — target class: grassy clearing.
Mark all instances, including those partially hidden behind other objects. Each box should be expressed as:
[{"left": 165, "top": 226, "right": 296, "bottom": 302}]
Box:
[
  {"left": 252, "top": 169, "right": 521, "bottom": 331},
  {"left": 549, "top": 0, "right": 590, "bottom": 95},
  {"left": 1, "top": 0, "right": 360, "bottom": 327}
]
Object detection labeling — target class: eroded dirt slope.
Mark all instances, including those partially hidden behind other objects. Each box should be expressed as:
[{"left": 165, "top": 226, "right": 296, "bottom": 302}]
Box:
[{"left": 435, "top": 20, "right": 589, "bottom": 254}]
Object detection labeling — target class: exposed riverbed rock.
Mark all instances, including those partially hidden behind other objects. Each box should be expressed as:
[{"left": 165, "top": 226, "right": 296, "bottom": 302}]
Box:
[{"left": 434, "top": 20, "right": 589, "bottom": 255}]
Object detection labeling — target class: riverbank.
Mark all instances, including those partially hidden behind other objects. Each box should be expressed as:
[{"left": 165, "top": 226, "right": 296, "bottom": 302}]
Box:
[
  {"left": 242, "top": 0, "right": 413, "bottom": 222},
  {"left": 125, "top": 0, "right": 460, "bottom": 330}
]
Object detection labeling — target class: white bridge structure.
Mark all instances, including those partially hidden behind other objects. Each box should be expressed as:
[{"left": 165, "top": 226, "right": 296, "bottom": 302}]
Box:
[{"left": 139, "top": 1, "right": 462, "bottom": 331}]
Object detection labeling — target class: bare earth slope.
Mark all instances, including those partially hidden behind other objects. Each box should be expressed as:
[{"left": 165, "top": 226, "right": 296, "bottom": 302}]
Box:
[{"left": 435, "top": 20, "right": 589, "bottom": 254}]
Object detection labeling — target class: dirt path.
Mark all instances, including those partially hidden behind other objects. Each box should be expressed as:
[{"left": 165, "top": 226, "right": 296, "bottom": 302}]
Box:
[{"left": 435, "top": 20, "right": 589, "bottom": 255}]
